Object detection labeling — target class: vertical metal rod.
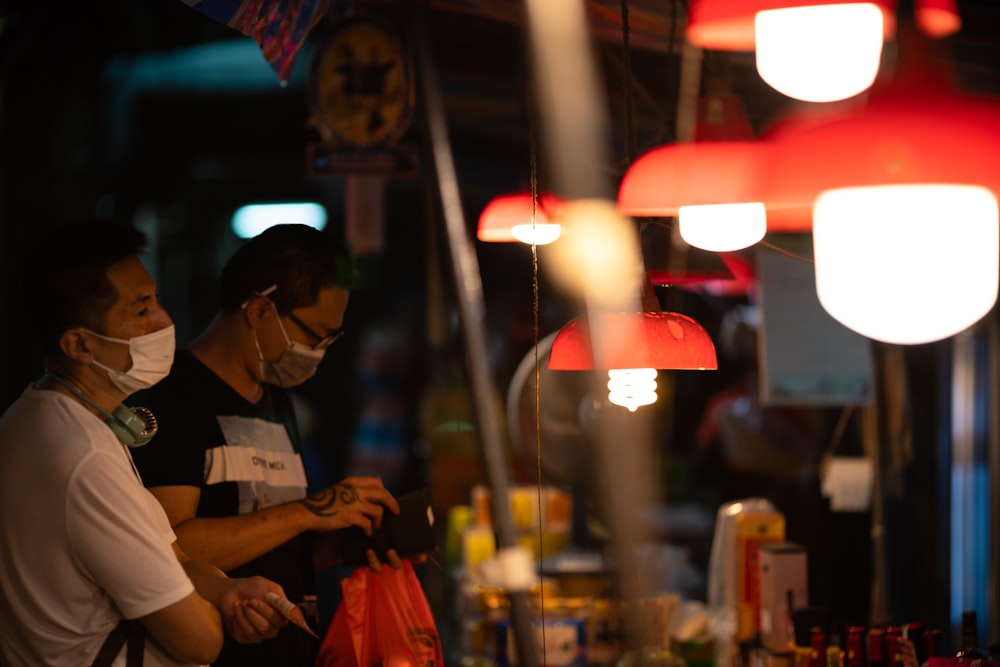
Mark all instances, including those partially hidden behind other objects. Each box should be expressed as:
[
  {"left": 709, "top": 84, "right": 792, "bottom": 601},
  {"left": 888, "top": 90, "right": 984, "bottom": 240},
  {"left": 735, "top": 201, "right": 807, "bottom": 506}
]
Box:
[
  {"left": 404, "top": 3, "right": 540, "bottom": 667},
  {"left": 861, "top": 350, "right": 888, "bottom": 626}
]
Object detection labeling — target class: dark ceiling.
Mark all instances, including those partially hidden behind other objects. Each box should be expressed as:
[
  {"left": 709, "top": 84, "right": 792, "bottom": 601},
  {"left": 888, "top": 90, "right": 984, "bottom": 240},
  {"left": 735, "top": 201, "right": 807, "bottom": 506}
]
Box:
[
  {"left": 1, "top": 0, "right": 999, "bottom": 403},
  {"left": 2, "top": 0, "right": 999, "bottom": 227}
]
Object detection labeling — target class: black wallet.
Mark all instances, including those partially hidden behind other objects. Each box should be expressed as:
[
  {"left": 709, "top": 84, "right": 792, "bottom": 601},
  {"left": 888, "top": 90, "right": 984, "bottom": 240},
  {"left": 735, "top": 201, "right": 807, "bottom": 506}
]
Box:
[{"left": 340, "top": 488, "right": 436, "bottom": 566}]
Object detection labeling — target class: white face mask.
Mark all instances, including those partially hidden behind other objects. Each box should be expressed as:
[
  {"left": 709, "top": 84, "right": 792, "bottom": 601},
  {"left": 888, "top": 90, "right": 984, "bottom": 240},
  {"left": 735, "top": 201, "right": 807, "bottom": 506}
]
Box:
[
  {"left": 88, "top": 325, "right": 176, "bottom": 395},
  {"left": 255, "top": 308, "right": 326, "bottom": 388}
]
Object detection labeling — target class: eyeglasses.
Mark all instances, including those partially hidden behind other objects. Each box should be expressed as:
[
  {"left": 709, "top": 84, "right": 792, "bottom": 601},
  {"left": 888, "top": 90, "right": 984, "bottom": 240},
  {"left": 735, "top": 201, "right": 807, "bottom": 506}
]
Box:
[{"left": 284, "top": 310, "right": 344, "bottom": 350}]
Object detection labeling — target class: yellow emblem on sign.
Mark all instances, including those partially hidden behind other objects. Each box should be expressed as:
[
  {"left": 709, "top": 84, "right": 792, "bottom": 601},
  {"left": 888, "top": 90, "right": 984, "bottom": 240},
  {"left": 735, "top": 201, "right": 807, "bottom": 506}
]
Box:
[{"left": 308, "top": 17, "right": 412, "bottom": 149}]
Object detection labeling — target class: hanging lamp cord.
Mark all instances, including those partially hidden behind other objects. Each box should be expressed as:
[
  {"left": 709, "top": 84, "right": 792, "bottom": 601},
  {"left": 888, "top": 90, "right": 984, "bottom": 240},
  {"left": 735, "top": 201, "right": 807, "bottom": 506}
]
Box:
[
  {"left": 526, "top": 61, "right": 547, "bottom": 665},
  {"left": 620, "top": 0, "right": 637, "bottom": 163}
]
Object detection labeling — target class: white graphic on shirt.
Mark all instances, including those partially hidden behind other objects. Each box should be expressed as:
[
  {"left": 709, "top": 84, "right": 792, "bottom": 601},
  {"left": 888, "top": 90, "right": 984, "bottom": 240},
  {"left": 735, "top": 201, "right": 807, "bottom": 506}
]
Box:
[{"left": 206, "top": 415, "right": 307, "bottom": 514}]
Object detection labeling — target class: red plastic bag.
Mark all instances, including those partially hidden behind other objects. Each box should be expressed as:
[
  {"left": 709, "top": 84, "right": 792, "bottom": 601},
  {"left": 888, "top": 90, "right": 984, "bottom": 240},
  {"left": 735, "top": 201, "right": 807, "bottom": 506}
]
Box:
[{"left": 316, "top": 561, "right": 443, "bottom": 667}]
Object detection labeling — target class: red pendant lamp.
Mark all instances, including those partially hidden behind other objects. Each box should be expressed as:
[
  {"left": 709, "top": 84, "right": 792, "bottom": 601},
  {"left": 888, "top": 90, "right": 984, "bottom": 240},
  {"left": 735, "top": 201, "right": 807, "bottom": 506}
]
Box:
[
  {"left": 761, "top": 34, "right": 1000, "bottom": 344},
  {"left": 686, "top": 0, "right": 894, "bottom": 51},
  {"left": 549, "top": 310, "right": 717, "bottom": 411},
  {"left": 756, "top": 106, "right": 858, "bottom": 232},
  {"left": 476, "top": 192, "right": 566, "bottom": 244},
  {"left": 618, "top": 93, "right": 767, "bottom": 252},
  {"left": 549, "top": 311, "right": 718, "bottom": 371},
  {"left": 685, "top": 0, "right": 961, "bottom": 103},
  {"left": 548, "top": 265, "right": 718, "bottom": 412},
  {"left": 618, "top": 140, "right": 767, "bottom": 252},
  {"left": 913, "top": 0, "right": 961, "bottom": 36}
]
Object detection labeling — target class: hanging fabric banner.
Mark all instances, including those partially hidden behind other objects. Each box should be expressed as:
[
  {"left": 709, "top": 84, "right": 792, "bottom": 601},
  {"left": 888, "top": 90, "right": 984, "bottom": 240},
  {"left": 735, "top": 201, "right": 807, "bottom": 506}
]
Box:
[{"left": 180, "top": 0, "right": 331, "bottom": 81}]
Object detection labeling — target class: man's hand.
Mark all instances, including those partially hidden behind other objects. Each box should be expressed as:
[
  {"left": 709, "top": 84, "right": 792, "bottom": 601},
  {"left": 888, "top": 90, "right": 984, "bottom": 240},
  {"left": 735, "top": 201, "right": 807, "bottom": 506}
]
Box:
[
  {"left": 217, "top": 576, "right": 288, "bottom": 644},
  {"left": 299, "top": 477, "right": 401, "bottom": 535},
  {"left": 365, "top": 548, "right": 430, "bottom": 572}
]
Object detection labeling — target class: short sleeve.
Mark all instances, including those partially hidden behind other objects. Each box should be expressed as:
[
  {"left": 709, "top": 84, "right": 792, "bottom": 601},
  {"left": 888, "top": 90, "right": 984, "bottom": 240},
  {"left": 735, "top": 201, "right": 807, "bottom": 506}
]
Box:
[{"left": 67, "top": 452, "right": 194, "bottom": 619}]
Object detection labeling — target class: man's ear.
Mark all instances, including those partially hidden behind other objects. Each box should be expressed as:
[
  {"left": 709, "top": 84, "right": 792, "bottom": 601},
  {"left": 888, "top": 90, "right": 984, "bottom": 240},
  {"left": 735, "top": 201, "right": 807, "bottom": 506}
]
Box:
[
  {"left": 59, "top": 329, "right": 93, "bottom": 364},
  {"left": 244, "top": 296, "right": 272, "bottom": 328}
]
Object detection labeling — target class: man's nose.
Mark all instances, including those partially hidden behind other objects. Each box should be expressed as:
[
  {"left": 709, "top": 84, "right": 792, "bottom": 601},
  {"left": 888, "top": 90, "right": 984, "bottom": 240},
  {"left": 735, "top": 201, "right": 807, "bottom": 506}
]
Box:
[{"left": 152, "top": 304, "right": 174, "bottom": 329}]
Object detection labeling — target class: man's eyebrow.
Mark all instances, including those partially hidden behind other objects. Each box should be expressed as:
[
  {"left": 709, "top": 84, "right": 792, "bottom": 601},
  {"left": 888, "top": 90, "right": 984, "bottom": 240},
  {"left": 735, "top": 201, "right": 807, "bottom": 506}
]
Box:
[{"left": 130, "top": 293, "right": 154, "bottom": 307}]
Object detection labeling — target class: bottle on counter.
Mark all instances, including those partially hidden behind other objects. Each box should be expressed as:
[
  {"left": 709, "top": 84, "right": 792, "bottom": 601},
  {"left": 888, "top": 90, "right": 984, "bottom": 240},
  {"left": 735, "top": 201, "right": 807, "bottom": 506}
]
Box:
[
  {"left": 845, "top": 627, "right": 866, "bottom": 667},
  {"left": 812, "top": 628, "right": 830, "bottom": 667},
  {"left": 955, "top": 611, "right": 983, "bottom": 665},
  {"left": 869, "top": 628, "right": 887, "bottom": 667}
]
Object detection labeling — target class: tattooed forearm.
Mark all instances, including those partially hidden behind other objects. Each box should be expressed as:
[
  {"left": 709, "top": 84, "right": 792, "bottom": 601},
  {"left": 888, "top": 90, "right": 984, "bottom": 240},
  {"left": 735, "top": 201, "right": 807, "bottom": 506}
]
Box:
[
  {"left": 299, "top": 483, "right": 359, "bottom": 517},
  {"left": 300, "top": 489, "right": 338, "bottom": 517},
  {"left": 335, "top": 483, "right": 360, "bottom": 505}
]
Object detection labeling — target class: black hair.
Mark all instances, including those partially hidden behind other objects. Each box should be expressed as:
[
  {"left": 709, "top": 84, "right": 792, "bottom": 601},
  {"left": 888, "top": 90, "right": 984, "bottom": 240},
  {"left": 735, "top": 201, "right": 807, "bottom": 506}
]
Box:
[
  {"left": 22, "top": 220, "right": 149, "bottom": 360},
  {"left": 218, "top": 224, "right": 357, "bottom": 313}
]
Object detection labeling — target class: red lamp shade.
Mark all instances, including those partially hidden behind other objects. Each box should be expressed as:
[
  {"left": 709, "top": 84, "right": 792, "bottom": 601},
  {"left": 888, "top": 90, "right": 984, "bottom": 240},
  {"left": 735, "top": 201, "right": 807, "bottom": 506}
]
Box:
[
  {"left": 686, "top": 0, "right": 896, "bottom": 52},
  {"left": 618, "top": 141, "right": 767, "bottom": 251},
  {"left": 476, "top": 192, "right": 566, "bottom": 243},
  {"left": 756, "top": 105, "right": 858, "bottom": 231},
  {"left": 913, "top": 0, "right": 962, "bottom": 37},
  {"left": 762, "top": 65, "right": 1000, "bottom": 216},
  {"left": 685, "top": 0, "right": 958, "bottom": 51},
  {"left": 548, "top": 311, "right": 718, "bottom": 371},
  {"left": 686, "top": 0, "right": 960, "bottom": 103},
  {"left": 618, "top": 141, "right": 764, "bottom": 216},
  {"left": 761, "top": 43, "right": 1000, "bottom": 344}
]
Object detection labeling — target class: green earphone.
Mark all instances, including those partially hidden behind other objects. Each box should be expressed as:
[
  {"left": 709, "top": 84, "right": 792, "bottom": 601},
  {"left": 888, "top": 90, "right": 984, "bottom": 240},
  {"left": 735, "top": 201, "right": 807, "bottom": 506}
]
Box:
[{"left": 47, "top": 373, "right": 158, "bottom": 448}]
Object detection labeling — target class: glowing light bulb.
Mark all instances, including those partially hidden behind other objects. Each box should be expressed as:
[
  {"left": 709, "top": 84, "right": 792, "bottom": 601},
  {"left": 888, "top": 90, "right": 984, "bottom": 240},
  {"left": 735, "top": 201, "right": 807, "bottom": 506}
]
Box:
[
  {"left": 606, "top": 368, "right": 658, "bottom": 412},
  {"left": 813, "top": 184, "right": 999, "bottom": 344},
  {"left": 679, "top": 202, "right": 767, "bottom": 251},
  {"left": 511, "top": 223, "right": 561, "bottom": 245},
  {"left": 477, "top": 193, "right": 566, "bottom": 243},
  {"left": 755, "top": 3, "right": 884, "bottom": 103}
]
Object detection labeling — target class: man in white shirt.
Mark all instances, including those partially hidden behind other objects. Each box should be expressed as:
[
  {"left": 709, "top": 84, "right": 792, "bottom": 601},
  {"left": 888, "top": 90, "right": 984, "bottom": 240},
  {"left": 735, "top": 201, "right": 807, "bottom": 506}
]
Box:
[{"left": 0, "top": 220, "right": 290, "bottom": 666}]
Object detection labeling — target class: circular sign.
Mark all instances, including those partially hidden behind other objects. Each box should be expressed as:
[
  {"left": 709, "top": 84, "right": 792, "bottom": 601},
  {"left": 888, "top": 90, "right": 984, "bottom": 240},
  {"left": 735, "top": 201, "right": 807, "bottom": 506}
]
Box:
[{"left": 307, "top": 17, "right": 413, "bottom": 149}]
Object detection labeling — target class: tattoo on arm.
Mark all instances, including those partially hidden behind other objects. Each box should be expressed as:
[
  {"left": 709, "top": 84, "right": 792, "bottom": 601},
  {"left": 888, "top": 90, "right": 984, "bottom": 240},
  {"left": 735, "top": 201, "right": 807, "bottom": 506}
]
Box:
[{"left": 299, "top": 483, "right": 359, "bottom": 517}]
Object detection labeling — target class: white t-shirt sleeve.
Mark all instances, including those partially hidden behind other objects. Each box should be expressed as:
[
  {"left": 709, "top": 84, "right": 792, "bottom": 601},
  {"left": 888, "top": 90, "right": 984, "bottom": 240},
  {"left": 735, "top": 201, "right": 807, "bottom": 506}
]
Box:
[{"left": 67, "top": 451, "right": 194, "bottom": 620}]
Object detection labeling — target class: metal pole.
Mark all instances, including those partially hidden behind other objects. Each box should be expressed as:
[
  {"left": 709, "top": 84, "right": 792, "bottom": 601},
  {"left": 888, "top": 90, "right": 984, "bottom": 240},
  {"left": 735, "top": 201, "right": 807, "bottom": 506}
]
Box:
[{"left": 403, "top": 3, "right": 540, "bottom": 666}]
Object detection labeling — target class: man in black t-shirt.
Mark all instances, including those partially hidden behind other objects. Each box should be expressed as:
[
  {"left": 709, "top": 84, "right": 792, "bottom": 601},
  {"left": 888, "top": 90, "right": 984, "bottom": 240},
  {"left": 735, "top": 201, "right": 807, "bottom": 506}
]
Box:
[{"left": 131, "top": 224, "right": 403, "bottom": 667}]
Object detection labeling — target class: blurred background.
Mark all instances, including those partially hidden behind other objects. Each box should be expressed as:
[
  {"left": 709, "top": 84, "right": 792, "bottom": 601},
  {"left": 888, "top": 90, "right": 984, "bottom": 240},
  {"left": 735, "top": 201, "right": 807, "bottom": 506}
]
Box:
[{"left": 2, "top": 0, "right": 999, "bottom": 662}]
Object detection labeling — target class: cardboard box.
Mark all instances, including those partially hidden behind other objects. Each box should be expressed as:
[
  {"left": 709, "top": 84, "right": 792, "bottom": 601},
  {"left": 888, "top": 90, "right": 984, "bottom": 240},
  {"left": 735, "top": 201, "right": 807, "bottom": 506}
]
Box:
[{"left": 757, "top": 542, "right": 808, "bottom": 654}]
